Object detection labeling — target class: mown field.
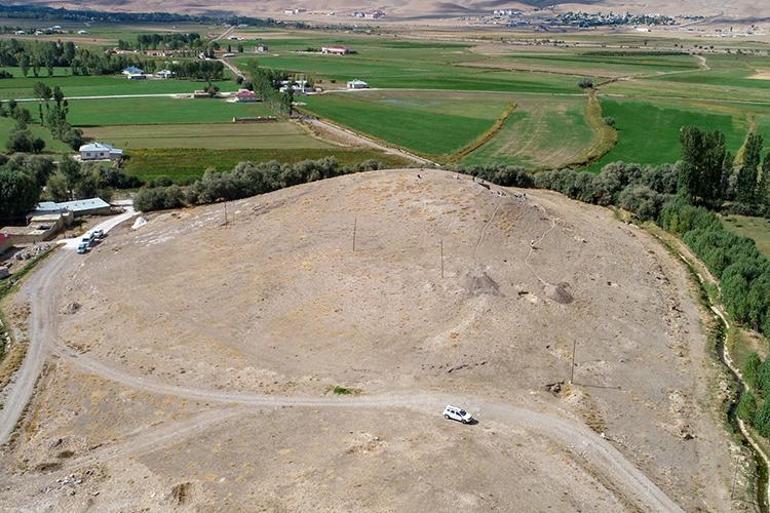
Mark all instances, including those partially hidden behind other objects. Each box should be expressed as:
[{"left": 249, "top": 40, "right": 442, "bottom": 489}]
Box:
[
  {"left": 68, "top": 97, "right": 271, "bottom": 126},
  {"left": 0, "top": 71, "right": 237, "bottom": 100},
  {"left": 462, "top": 95, "right": 599, "bottom": 169},
  {"left": 82, "top": 122, "right": 330, "bottom": 149},
  {"left": 123, "top": 147, "right": 413, "bottom": 182}
]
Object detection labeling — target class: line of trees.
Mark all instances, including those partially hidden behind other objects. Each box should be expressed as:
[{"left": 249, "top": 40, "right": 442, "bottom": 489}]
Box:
[
  {"left": 247, "top": 64, "right": 292, "bottom": 115},
  {"left": 118, "top": 33, "right": 202, "bottom": 51},
  {"left": 134, "top": 158, "right": 382, "bottom": 212},
  {"left": 31, "top": 82, "right": 83, "bottom": 149},
  {"left": 169, "top": 61, "right": 224, "bottom": 81}
]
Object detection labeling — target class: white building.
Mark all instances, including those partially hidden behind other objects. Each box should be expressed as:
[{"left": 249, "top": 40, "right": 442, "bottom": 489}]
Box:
[
  {"left": 347, "top": 79, "right": 368, "bottom": 89},
  {"left": 321, "top": 46, "right": 352, "bottom": 55},
  {"left": 154, "top": 69, "right": 175, "bottom": 79},
  {"left": 79, "top": 142, "right": 124, "bottom": 161}
]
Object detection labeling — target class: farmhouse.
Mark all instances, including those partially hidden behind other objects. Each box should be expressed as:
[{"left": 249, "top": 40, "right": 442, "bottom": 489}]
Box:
[
  {"left": 347, "top": 79, "right": 369, "bottom": 89},
  {"left": 256, "top": 43, "right": 269, "bottom": 53},
  {"left": 79, "top": 142, "right": 124, "bottom": 161},
  {"left": 231, "top": 89, "right": 259, "bottom": 102},
  {"left": 154, "top": 69, "right": 175, "bottom": 79},
  {"left": 321, "top": 46, "right": 352, "bottom": 55},
  {"left": 32, "top": 198, "right": 112, "bottom": 218}
]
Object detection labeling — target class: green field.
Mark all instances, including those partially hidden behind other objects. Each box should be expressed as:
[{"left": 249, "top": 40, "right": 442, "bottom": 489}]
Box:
[
  {"left": 723, "top": 215, "right": 770, "bottom": 259},
  {"left": 0, "top": 71, "right": 237, "bottom": 100},
  {"left": 82, "top": 122, "right": 331, "bottom": 149},
  {"left": 303, "top": 91, "right": 514, "bottom": 157},
  {"left": 0, "top": 117, "right": 71, "bottom": 154},
  {"left": 68, "top": 97, "right": 270, "bottom": 126},
  {"left": 585, "top": 98, "right": 748, "bottom": 172},
  {"left": 123, "top": 147, "right": 413, "bottom": 182}
]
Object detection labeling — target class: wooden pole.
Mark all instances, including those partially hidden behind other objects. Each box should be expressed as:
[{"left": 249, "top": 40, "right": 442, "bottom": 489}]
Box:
[
  {"left": 440, "top": 239, "right": 444, "bottom": 278},
  {"left": 570, "top": 340, "right": 577, "bottom": 384},
  {"left": 352, "top": 217, "right": 357, "bottom": 252}
]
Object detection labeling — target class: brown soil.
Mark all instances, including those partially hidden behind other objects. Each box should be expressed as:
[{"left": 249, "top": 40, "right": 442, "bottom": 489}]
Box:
[{"left": 0, "top": 169, "right": 747, "bottom": 512}]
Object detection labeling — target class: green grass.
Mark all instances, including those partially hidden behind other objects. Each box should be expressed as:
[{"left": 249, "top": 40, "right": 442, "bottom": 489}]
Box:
[
  {"left": 0, "top": 117, "right": 72, "bottom": 154},
  {"left": 584, "top": 98, "right": 747, "bottom": 172},
  {"left": 123, "top": 147, "right": 412, "bottom": 182},
  {"left": 302, "top": 91, "right": 513, "bottom": 157},
  {"left": 0, "top": 71, "right": 238, "bottom": 100},
  {"left": 68, "top": 97, "right": 271, "bottom": 126},
  {"left": 722, "top": 215, "right": 770, "bottom": 259},
  {"left": 82, "top": 122, "right": 329, "bottom": 149}
]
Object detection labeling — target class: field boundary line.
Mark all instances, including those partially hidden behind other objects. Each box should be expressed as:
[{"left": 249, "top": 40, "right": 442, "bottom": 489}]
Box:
[
  {"left": 564, "top": 91, "right": 617, "bottom": 170},
  {"left": 447, "top": 102, "right": 517, "bottom": 164}
]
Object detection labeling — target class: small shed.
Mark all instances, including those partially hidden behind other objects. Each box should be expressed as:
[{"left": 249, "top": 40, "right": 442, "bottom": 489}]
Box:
[
  {"left": 255, "top": 43, "right": 269, "bottom": 53},
  {"left": 321, "top": 46, "right": 352, "bottom": 55},
  {"left": 347, "top": 79, "right": 369, "bottom": 89}
]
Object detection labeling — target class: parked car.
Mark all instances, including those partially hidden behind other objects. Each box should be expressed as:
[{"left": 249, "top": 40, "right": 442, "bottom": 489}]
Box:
[
  {"left": 93, "top": 229, "right": 104, "bottom": 239},
  {"left": 76, "top": 242, "right": 90, "bottom": 254},
  {"left": 443, "top": 405, "right": 473, "bottom": 424},
  {"left": 80, "top": 236, "right": 92, "bottom": 247}
]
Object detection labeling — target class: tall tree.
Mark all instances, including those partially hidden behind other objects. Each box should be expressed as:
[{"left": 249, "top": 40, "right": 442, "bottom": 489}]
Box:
[
  {"left": 736, "top": 133, "right": 763, "bottom": 205},
  {"left": 0, "top": 166, "right": 39, "bottom": 221},
  {"left": 678, "top": 126, "right": 725, "bottom": 206}
]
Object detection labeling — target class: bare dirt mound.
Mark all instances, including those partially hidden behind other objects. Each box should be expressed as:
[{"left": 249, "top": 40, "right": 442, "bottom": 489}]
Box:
[{"left": 1, "top": 169, "right": 742, "bottom": 512}]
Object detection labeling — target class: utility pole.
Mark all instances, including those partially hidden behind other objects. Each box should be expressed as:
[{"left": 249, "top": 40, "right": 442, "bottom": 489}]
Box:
[
  {"left": 223, "top": 201, "right": 228, "bottom": 227},
  {"left": 352, "top": 217, "right": 357, "bottom": 252},
  {"left": 570, "top": 340, "right": 577, "bottom": 384},
  {"left": 440, "top": 239, "right": 444, "bottom": 278}
]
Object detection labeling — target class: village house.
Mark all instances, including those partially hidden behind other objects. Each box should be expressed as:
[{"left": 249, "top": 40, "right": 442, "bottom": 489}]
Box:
[
  {"left": 255, "top": 43, "right": 269, "bottom": 53},
  {"left": 154, "top": 69, "right": 175, "bottom": 79},
  {"left": 321, "top": 46, "right": 352, "bottom": 55},
  {"left": 231, "top": 89, "right": 258, "bottom": 102},
  {"left": 347, "top": 79, "right": 369, "bottom": 89},
  {"left": 122, "top": 66, "right": 144, "bottom": 75},
  {"left": 79, "top": 142, "right": 124, "bottom": 161}
]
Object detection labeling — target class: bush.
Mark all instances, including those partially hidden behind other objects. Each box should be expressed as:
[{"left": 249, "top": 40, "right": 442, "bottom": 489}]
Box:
[
  {"left": 457, "top": 164, "right": 534, "bottom": 188},
  {"left": 744, "top": 352, "right": 762, "bottom": 390},
  {"left": 6, "top": 128, "right": 37, "bottom": 153},
  {"left": 134, "top": 184, "right": 184, "bottom": 212},
  {"left": 618, "top": 185, "right": 665, "bottom": 220},
  {"left": 578, "top": 78, "right": 594, "bottom": 89},
  {"left": 738, "top": 391, "right": 758, "bottom": 422}
]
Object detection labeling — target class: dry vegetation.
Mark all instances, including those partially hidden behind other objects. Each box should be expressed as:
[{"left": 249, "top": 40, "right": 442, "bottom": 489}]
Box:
[{"left": 0, "top": 169, "right": 749, "bottom": 512}]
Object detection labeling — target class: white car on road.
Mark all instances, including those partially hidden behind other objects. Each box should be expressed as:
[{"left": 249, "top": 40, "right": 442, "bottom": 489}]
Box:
[{"left": 443, "top": 405, "right": 473, "bottom": 424}]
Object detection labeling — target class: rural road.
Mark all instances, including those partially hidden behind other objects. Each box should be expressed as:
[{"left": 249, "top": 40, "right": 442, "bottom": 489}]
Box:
[
  {"left": 0, "top": 200, "right": 687, "bottom": 513},
  {"left": 0, "top": 208, "right": 137, "bottom": 444}
]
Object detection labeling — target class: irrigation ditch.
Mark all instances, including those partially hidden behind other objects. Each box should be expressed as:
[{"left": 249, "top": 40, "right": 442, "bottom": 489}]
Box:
[{"left": 651, "top": 228, "right": 769, "bottom": 513}]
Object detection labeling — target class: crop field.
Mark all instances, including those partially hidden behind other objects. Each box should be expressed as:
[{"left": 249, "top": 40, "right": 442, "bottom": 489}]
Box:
[
  {"left": 302, "top": 90, "right": 515, "bottom": 157},
  {"left": 67, "top": 97, "right": 270, "bottom": 126},
  {"left": 585, "top": 99, "right": 748, "bottom": 172},
  {"left": 81, "top": 122, "right": 330, "bottom": 149},
  {"left": 0, "top": 72, "right": 237, "bottom": 100},
  {"left": 462, "top": 95, "right": 599, "bottom": 169},
  {"left": 122, "top": 147, "right": 412, "bottom": 182}
]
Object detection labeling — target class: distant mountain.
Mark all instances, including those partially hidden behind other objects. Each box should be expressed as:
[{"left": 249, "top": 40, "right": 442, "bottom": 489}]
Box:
[{"left": 18, "top": 0, "right": 770, "bottom": 21}]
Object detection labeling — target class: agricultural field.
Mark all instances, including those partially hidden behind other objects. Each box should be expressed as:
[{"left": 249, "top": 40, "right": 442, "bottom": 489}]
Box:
[
  {"left": 0, "top": 71, "right": 237, "bottom": 100},
  {"left": 302, "top": 90, "right": 515, "bottom": 157},
  {"left": 67, "top": 97, "right": 271, "bottom": 126},
  {"left": 81, "top": 121, "right": 328, "bottom": 149},
  {"left": 585, "top": 98, "right": 749, "bottom": 172},
  {"left": 122, "top": 147, "right": 411, "bottom": 182},
  {"left": 461, "top": 95, "right": 601, "bottom": 169}
]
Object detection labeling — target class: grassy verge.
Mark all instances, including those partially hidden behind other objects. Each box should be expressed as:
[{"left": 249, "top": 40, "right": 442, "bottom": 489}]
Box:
[
  {"left": 569, "top": 92, "right": 618, "bottom": 170},
  {"left": 447, "top": 102, "right": 516, "bottom": 164}
]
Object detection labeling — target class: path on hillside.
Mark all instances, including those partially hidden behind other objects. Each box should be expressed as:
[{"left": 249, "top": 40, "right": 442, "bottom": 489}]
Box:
[{"left": 0, "top": 189, "right": 687, "bottom": 513}]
